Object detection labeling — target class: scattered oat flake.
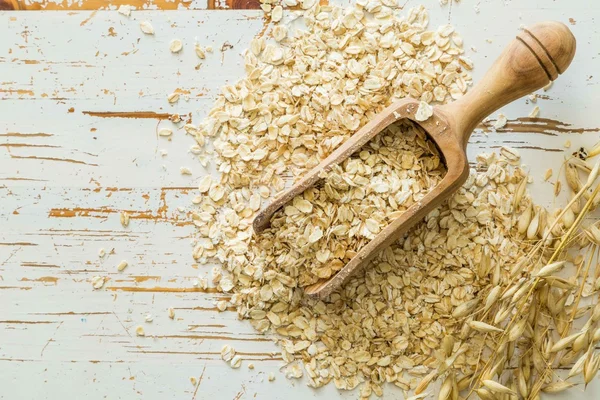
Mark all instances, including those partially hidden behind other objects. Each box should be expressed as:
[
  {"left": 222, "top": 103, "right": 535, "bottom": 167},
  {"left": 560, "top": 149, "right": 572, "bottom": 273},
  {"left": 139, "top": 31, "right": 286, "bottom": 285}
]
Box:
[
  {"left": 493, "top": 113, "right": 507, "bottom": 129},
  {"left": 140, "top": 21, "right": 154, "bottom": 35},
  {"left": 564, "top": 140, "right": 572, "bottom": 148},
  {"left": 285, "top": 364, "right": 303, "bottom": 379},
  {"left": 168, "top": 307, "right": 175, "bottom": 319},
  {"left": 206, "top": 46, "right": 213, "bottom": 53},
  {"left": 208, "top": 184, "right": 225, "bottom": 201},
  {"left": 248, "top": 363, "right": 255, "bottom": 370},
  {"left": 271, "top": 5, "right": 283, "bottom": 22},
  {"left": 198, "top": 176, "right": 212, "bottom": 193},
  {"left": 268, "top": 373, "right": 275, "bottom": 382},
  {"left": 180, "top": 167, "right": 192, "bottom": 175},
  {"left": 190, "top": 145, "right": 202, "bottom": 154},
  {"left": 135, "top": 325, "right": 145, "bottom": 336},
  {"left": 230, "top": 355, "right": 242, "bottom": 369},
  {"left": 458, "top": 56, "right": 474, "bottom": 70},
  {"left": 91, "top": 276, "right": 105, "bottom": 289},
  {"left": 216, "top": 300, "right": 228, "bottom": 311},
  {"left": 160, "top": 149, "right": 168, "bottom": 157},
  {"left": 221, "top": 345, "right": 235, "bottom": 362},
  {"left": 414, "top": 101, "right": 433, "bottom": 122},
  {"left": 167, "top": 93, "right": 180, "bottom": 104},
  {"left": 198, "top": 277, "right": 208, "bottom": 290},
  {"left": 528, "top": 106, "right": 540, "bottom": 118},
  {"left": 118, "top": 5, "right": 132, "bottom": 16},
  {"left": 544, "top": 168, "right": 553, "bottom": 181},
  {"left": 145, "top": 313, "right": 153, "bottom": 323},
  {"left": 190, "top": 377, "right": 197, "bottom": 386},
  {"left": 272, "top": 25, "right": 287, "bottom": 42},
  {"left": 195, "top": 44, "right": 206, "bottom": 59},
  {"left": 117, "top": 260, "right": 128, "bottom": 272},
  {"left": 159, "top": 128, "right": 173, "bottom": 137},
  {"left": 406, "top": 395, "right": 429, "bottom": 400},
  {"left": 170, "top": 39, "right": 183, "bottom": 53},
  {"left": 98, "top": 248, "right": 106, "bottom": 258},
  {"left": 120, "top": 211, "right": 130, "bottom": 227},
  {"left": 500, "top": 146, "right": 520, "bottom": 161}
]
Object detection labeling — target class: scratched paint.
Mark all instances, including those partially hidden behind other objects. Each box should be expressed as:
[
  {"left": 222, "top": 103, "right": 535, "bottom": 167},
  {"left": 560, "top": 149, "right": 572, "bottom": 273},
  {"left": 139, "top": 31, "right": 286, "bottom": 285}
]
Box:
[
  {"left": 2, "top": 0, "right": 326, "bottom": 10},
  {"left": 81, "top": 111, "right": 174, "bottom": 119},
  {"left": 1, "top": 3, "right": 600, "bottom": 400},
  {"left": 3, "top": 0, "right": 206, "bottom": 10}
]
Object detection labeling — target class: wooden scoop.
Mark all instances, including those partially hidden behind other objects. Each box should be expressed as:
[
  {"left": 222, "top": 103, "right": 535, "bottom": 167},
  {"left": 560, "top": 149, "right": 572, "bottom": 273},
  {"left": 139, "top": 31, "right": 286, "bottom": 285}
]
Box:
[{"left": 253, "top": 21, "right": 576, "bottom": 298}]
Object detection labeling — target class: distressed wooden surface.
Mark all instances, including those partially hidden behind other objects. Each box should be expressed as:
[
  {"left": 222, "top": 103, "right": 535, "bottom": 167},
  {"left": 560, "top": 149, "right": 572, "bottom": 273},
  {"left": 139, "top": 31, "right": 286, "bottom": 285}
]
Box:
[
  {"left": 0, "top": 0, "right": 329, "bottom": 10},
  {"left": 1, "top": 1, "right": 600, "bottom": 399}
]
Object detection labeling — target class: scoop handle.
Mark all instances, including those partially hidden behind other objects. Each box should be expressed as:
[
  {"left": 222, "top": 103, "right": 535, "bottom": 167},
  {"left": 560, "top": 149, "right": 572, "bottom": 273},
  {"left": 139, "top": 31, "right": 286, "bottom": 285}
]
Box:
[{"left": 441, "top": 21, "right": 576, "bottom": 148}]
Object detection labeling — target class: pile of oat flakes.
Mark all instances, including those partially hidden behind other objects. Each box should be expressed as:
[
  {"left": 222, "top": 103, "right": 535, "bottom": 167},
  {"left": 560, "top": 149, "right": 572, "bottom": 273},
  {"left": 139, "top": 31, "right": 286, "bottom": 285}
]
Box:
[{"left": 185, "top": 1, "right": 536, "bottom": 396}]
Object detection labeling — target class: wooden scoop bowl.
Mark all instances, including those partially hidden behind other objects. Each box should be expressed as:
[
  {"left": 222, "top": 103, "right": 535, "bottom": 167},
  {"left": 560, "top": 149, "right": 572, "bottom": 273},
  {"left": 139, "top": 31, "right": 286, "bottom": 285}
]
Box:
[{"left": 253, "top": 21, "right": 576, "bottom": 298}]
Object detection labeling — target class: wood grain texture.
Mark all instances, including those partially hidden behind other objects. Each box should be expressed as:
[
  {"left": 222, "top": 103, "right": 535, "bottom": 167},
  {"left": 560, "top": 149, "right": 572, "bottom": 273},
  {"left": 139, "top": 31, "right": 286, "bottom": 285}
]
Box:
[
  {"left": 207, "top": 0, "right": 260, "bottom": 9},
  {"left": 0, "top": 0, "right": 206, "bottom": 10},
  {"left": 1, "top": 2, "right": 600, "bottom": 399},
  {"left": 0, "top": 0, "right": 327, "bottom": 10}
]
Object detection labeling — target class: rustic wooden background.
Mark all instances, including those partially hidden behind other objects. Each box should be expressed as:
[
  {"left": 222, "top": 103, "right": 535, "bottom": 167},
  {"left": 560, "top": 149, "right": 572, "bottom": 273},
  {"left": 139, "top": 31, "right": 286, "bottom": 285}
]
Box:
[
  {"left": 0, "top": 0, "right": 324, "bottom": 10},
  {"left": 1, "top": 0, "right": 600, "bottom": 399}
]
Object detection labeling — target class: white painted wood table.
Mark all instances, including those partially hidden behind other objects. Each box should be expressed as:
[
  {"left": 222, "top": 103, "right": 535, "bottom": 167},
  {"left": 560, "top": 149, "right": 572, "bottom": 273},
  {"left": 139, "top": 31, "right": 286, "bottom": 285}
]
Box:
[{"left": 1, "top": 0, "right": 600, "bottom": 398}]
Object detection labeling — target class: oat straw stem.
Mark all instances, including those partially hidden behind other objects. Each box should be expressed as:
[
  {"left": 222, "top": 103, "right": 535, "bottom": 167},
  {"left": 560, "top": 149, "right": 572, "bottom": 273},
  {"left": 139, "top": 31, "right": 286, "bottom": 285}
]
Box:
[
  {"left": 529, "top": 243, "right": 599, "bottom": 399},
  {"left": 468, "top": 183, "right": 600, "bottom": 399}
]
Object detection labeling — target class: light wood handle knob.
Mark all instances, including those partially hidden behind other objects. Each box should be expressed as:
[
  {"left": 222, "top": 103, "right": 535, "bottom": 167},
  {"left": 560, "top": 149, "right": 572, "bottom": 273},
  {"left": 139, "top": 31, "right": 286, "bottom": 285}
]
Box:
[
  {"left": 442, "top": 21, "right": 576, "bottom": 147},
  {"left": 521, "top": 21, "right": 576, "bottom": 78}
]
